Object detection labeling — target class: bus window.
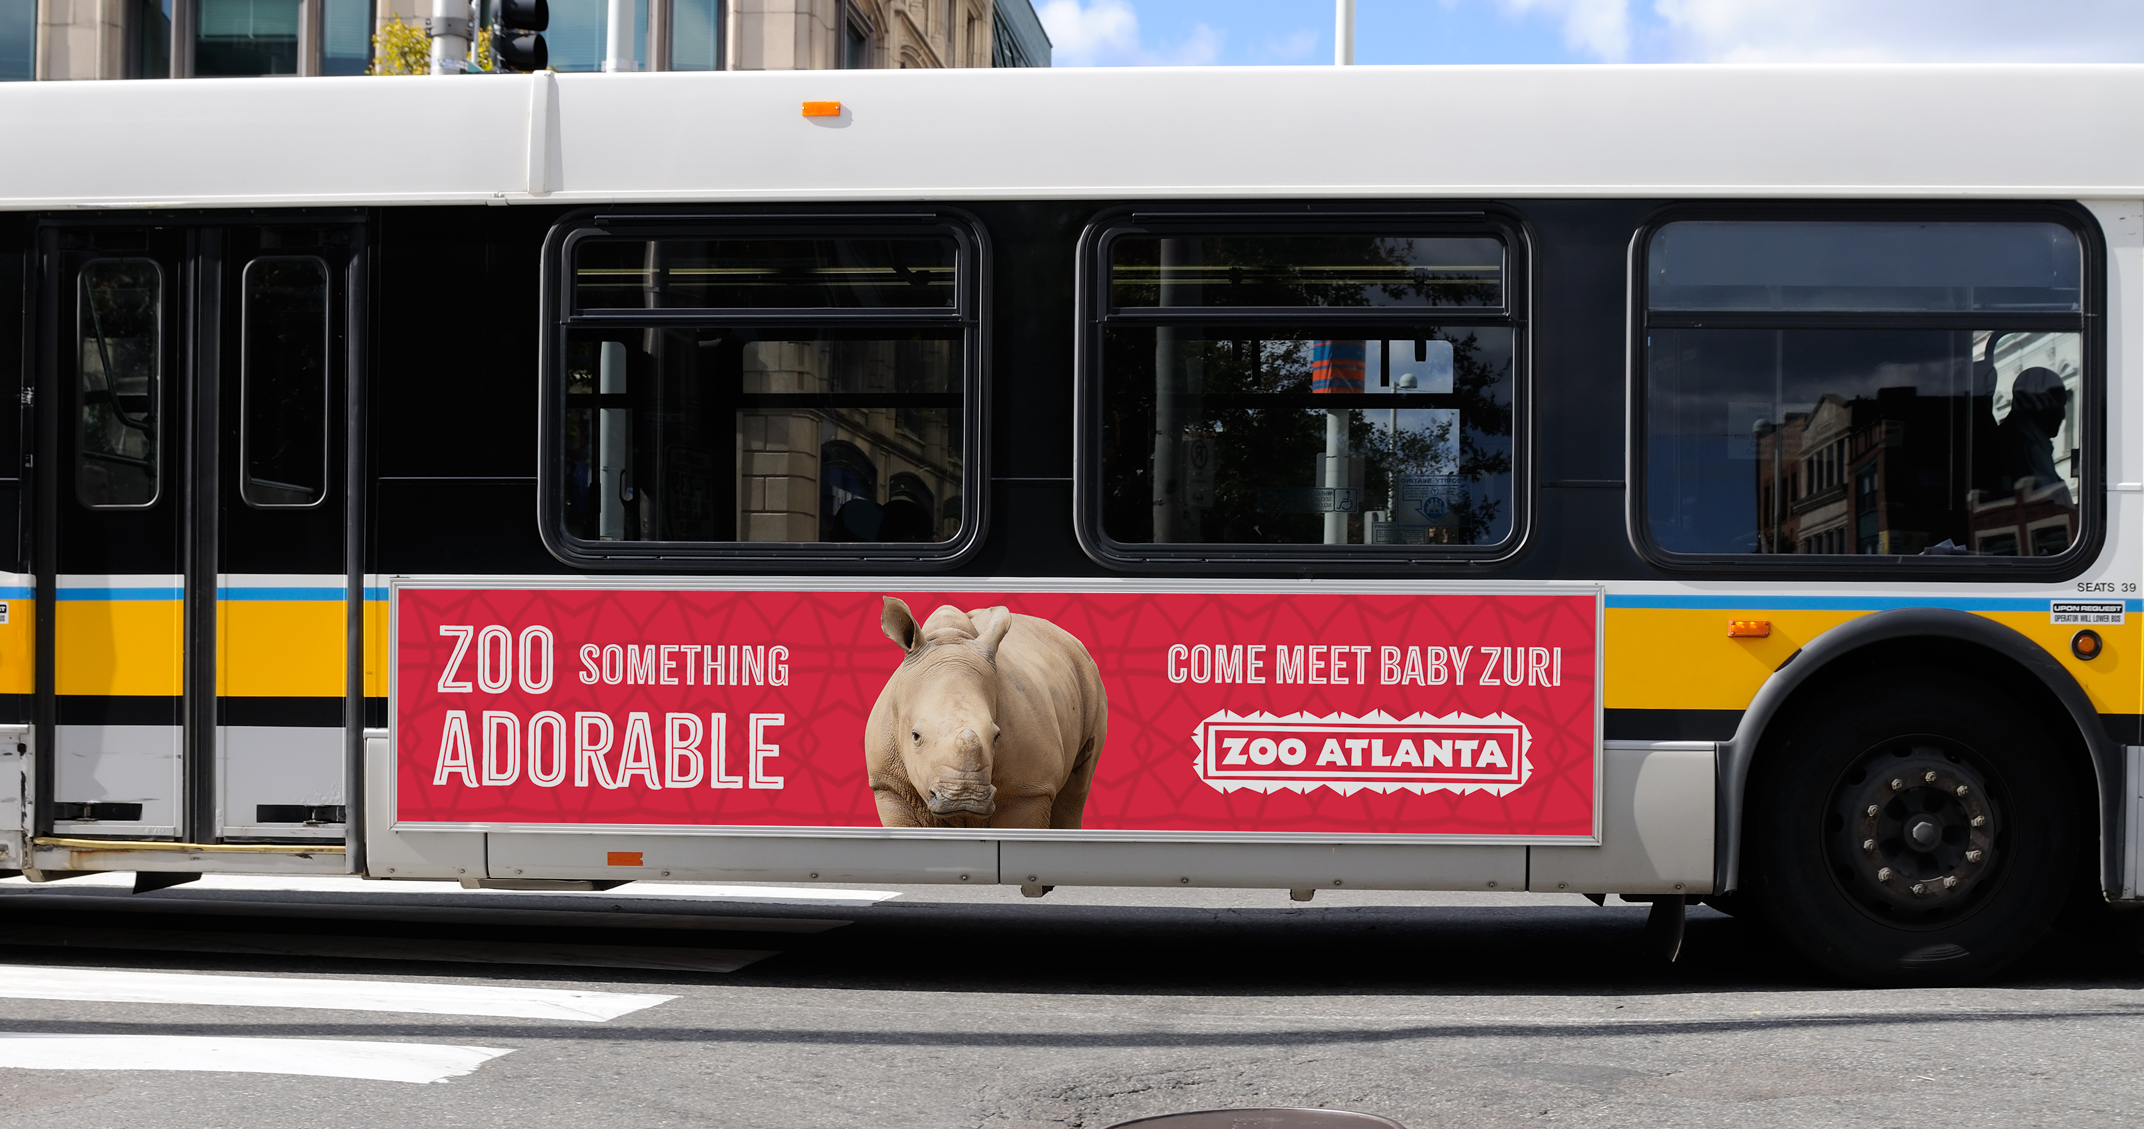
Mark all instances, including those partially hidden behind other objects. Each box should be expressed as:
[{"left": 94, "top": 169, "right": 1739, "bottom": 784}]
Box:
[
  {"left": 546, "top": 221, "right": 977, "bottom": 562},
  {"left": 76, "top": 258, "right": 161, "bottom": 509},
  {"left": 573, "top": 237, "right": 956, "bottom": 311},
  {"left": 240, "top": 256, "right": 330, "bottom": 508},
  {"left": 1641, "top": 219, "right": 2090, "bottom": 561},
  {"left": 1084, "top": 223, "right": 1520, "bottom": 558}
]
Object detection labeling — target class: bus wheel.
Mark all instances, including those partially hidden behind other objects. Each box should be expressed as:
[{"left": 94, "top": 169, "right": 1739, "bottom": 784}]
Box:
[{"left": 1749, "top": 672, "right": 2076, "bottom": 985}]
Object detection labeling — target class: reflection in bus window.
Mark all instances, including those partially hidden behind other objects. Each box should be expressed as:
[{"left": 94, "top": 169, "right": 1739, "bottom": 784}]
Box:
[
  {"left": 1109, "top": 234, "right": 1503, "bottom": 310},
  {"left": 1647, "top": 221, "right": 2082, "bottom": 312},
  {"left": 560, "top": 328, "right": 962, "bottom": 544},
  {"left": 1647, "top": 328, "right": 2084, "bottom": 557},
  {"left": 1100, "top": 328, "right": 1514, "bottom": 546},
  {"left": 241, "top": 256, "right": 330, "bottom": 507},
  {"left": 574, "top": 238, "right": 957, "bottom": 311},
  {"left": 76, "top": 259, "right": 161, "bottom": 508}
]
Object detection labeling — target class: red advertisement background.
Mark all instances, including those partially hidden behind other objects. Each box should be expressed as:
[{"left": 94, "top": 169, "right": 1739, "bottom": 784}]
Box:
[{"left": 394, "top": 588, "right": 1598, "bottom": 838}]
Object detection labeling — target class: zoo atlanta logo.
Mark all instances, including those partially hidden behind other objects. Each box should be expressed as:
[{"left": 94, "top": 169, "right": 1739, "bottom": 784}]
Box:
[{"left": 1191, "top": 709, "right": 1534, "bottom": 797}]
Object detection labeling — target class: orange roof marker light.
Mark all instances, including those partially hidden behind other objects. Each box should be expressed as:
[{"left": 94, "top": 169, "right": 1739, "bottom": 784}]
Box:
[
  {"left": 801, "top": 101, "right": 843, "bottom": 118},
  {"left": 1727, "top": 620, "right": 1771, "bottom": 638}
]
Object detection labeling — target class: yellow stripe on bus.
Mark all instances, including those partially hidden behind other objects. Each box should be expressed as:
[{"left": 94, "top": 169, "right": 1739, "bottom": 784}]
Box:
[
  {"left": 56, "top": 599, "right": 183, "bottom": 697},
  {"left": 0, "top": 601, "right": 32, "bottom": 695},
  {"left": 1605, "top": 607, "right": 2140, "bottom": 716},
  {"left": 217, "top": 600, "right": 345, "bottom": 698}
]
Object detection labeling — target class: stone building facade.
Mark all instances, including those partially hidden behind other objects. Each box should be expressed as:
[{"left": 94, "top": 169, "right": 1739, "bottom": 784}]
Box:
[{"left": 12, "top": 0, "right": 1046, "bottom": 80}]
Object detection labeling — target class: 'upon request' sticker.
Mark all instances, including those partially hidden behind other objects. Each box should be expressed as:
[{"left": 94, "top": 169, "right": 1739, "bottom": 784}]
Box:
[{"left": 2052, "top": 601, "right": 2125, "bottom": 625}]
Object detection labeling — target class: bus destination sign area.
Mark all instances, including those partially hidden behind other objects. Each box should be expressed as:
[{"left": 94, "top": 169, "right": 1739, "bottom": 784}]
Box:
[{"left": 392, "top": 587, "right": 1600, "bottom": 840}]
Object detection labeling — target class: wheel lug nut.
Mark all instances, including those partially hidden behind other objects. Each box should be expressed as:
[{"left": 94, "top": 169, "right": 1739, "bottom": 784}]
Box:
[
  {"left": 1878, "top": 867, "right": 1893, "bottom": 881},
  {"left": 1911, "top": 882, "right": 1927, "bottom": 895},
  {"left": 1863, "top": 839, "right": 1876, "bottom": 851},
  {"left": 1868, "top": 805, "right": 1881, "bottom": 818},
  {"left": 1956, "top": 784, "right": 1970, "bottom": 796},
  {"left": 1971, "top": 815, "right": 1985, "bottom": 827},
  {"left": 1925, "top": 771, "right": 1938, "bottom": 783},
  {"left": 1892, "top": 778, "right": 1905, "bottom": 791},
  {"left": 1944, "top": 876, "right": 1959, "bottom": 889},
  {"left": 1966, "top": 850, "right": 1983, "bottom": 863}
]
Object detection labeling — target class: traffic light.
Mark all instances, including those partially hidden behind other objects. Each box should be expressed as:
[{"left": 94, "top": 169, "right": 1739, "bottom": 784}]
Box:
[{"left": 494, "top": 0, "right": 547, "bottom": 71}]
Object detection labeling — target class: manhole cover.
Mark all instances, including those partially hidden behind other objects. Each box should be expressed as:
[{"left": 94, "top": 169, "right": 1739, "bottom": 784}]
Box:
[{"left": 1105, "top": 1110, "right": 1406, "bottom": 1129}]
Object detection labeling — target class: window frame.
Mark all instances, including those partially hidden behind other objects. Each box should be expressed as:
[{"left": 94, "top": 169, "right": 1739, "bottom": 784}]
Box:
[
  {"left": 537, "top": 207, "right": 990, "bottom": 571},
  {"left": 1625, "top": 201, "right": 2107, "bottom": 578},
  {"left": 1073, "top": 204, "right": 1534, "bottom": 573},
  {"left": 74, "top": 256, "right": 164, "bottom": 511},
  {"left": 238, "top": 253, "right": 332, "bottom": 510}
]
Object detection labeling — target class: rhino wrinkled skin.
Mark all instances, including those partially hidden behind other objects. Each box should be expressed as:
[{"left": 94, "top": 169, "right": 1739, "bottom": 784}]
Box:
[{"left": 865, "top": 598, "right": 1108, "bottom": 829}]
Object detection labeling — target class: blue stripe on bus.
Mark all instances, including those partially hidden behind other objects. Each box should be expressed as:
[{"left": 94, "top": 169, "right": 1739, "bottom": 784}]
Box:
[
  {"left": 217, "top": 587, "right": 347, "bottom": 601},
  {"left": 0, "top": 587, "right": 31, "bottom": 599},
  {"left": 1605, "top": 595, "right": 2144, "bottom": 613},
  {"left": 55, "top": 588, "right": 184, "bottom": 601}
]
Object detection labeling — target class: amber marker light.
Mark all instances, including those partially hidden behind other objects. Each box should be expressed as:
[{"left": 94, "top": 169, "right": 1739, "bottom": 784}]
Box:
[
  {"left": 1727, "top": 620, "right": 1771, "bottom": 638},
  {"left": 607, "top": 850, "right": 644, "bottom": 866},
  {"left": 2072, "top": 629, "right": 2104, "bottom": 661},
  {"left": 801, "top": 101, "right": 842, "bottom": 117}
]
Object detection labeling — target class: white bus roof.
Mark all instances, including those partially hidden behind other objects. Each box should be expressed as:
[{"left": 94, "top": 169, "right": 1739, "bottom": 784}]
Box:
[{"left": 4, "top": 64, "right": 2143, "bottom": 210}]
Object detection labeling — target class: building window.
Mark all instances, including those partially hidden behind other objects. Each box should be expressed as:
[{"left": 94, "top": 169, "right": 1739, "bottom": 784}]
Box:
[
  {"left": 542, "top": 214, "right": 983, "bottom": 568},
  {"left": 669, "top": 0, "right": 721, "bottom": 69},
  {"left": 1079, "top": 212, "right": 1525, "bottom": 567},
  {"left": 0, "top": 0, "right": 31, "bottom": 81},
  {"left": 842, "top": 5, "right": 870, "bottom": 68},
  {"left": 321, "top": 0, "right": 372, "bottom": 74},
  {"left": 1639, "top": 214, "right": 2095, "bottom": 566},
  {"left": 544, "top": 0, "right": 645, "bottom": 71},
  {"left": 195, "top": 0, "right": 302, "bottom": 75}
]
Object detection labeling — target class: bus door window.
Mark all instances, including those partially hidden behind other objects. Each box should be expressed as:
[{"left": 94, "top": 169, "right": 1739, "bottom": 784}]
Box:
[
  {"left": 76, "top": 258, "right": 162, "bottom": 508},
  {"left": 1640, "top": 218, "right": 2089, "bottom": 562},
  {"left": 550, "top": 224, "right": 977, "bottom": 562},
  {"left": 1085, "top": 225, "right": 1522, "bottom": 561},
  {"left": 239, "top": 255, "right": 330, "bottom": 507}
]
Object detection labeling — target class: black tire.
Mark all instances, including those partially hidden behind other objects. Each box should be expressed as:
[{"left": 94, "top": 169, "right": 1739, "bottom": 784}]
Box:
[{"left": 1746, "top": 670, "right": 2079, "bottom": 985}]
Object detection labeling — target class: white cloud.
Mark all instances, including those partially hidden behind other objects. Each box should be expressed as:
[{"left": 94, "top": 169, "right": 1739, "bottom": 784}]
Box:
[
  {"left": 1652, "top": 0, "right": 2144, "bottom": 63},
  {"left": 1037, "top": 0, "right": 1227, "bottom": 66},
  {"left": 1499, "top": 0, "right": 1632, "bottom": 62},
  {"left": 1037, "top": 0, "right": 1140, "bottom": 66}
]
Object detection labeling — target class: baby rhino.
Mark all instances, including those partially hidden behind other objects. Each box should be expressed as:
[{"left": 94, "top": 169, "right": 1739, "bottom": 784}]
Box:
[{"left": 865, "top": 598, "right": 1107, "bottom": 829}]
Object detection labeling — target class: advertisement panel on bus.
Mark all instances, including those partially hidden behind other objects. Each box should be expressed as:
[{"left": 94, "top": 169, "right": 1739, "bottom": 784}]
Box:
[{"left": 390, "top": 584, "right": 1603, "bottom": 842}]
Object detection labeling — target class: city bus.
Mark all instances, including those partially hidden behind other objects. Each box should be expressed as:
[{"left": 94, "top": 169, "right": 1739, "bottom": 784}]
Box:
[{"left": 2, "top": 61, "right": 2139, "bottom": 985}]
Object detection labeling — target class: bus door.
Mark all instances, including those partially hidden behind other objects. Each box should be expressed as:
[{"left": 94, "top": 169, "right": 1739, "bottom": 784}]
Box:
[{"left": 39, "top": 219, "right": 359, "bottom": 843}]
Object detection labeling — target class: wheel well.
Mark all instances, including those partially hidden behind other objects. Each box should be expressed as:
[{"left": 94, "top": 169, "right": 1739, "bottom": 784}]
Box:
[{"left": 1739, "top": 635, "right": 2100, "bottom": 898}]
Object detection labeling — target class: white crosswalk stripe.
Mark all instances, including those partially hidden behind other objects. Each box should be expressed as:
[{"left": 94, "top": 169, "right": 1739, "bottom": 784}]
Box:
[
  {"left": 0, "top": 965, "right": 673, "bottom": 1083},
  {"left": 0, "top": 1033, "right": 511, "bottom": 1084},
  {"left": 0, "top": 966, "right": 674, "bottom": 1021}
]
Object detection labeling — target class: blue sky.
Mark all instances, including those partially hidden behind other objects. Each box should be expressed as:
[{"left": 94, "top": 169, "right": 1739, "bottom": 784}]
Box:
[{"left": 1035, "top": 0, "right": 2144, "bottom": 67}]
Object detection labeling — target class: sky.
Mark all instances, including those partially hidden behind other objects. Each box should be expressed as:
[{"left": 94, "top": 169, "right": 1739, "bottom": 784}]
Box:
[{"left": 1034, "top": 0, "right": 2144, "bottom": 67}]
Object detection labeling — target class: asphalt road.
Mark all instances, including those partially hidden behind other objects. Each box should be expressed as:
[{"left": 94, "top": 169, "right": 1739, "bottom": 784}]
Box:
[{"left": 0, "top": 876, "right": 2139, "bottom": 1128}]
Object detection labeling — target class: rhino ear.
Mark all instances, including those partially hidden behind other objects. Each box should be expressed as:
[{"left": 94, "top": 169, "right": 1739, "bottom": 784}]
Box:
[
  {"left": 971, "top": 606, "right": 1013, "bottom": 664},
  {"left": 881, "top": 597, "right": 922, "bottom": 655}
]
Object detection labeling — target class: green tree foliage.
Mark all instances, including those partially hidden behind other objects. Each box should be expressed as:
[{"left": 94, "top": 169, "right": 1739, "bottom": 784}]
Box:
[
  {"left": 369, "top": 17, "right": 493, "bottom": 74},
  {"left": 368, "top": 14, "right": 430, "bottom": 74}
]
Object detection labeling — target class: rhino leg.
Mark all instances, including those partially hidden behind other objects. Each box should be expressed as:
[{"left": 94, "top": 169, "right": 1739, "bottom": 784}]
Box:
[
  {"left": 989, "top": 794, "right": 1057, "bottom": 829},
  {"left": 871, "top": 786, "right": 932, "bottom": 828},
  {"left": 1048, "top": 737, "right": 1102, "bottom": 830}
]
